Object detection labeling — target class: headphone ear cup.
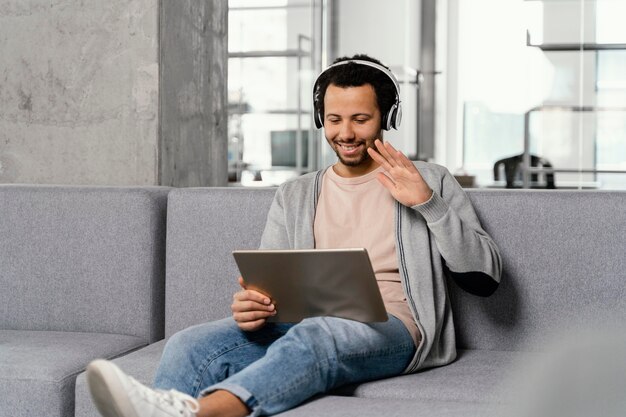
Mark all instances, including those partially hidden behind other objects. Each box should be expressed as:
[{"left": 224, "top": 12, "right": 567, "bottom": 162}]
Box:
[
  {"left": 313, "top": 86, "right": 323, "bottom": 129},
  {"left": 384, "top": 103, "right": 397, "bottom": 131},
  {"left": 393, "top": 103, "right": 402, "bottom": 129},
  {"left": 314, "top": 109, "right": 323, "bottom": 129}
]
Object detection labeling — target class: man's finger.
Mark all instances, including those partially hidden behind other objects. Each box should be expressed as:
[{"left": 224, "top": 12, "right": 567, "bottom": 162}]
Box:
[
  {"left": 241, "top": 289, "right": 269, "bottom": 303},
  {"left": 234, "top": 289, "right": 271, "bottom": 305},
  {"left": 238, "top": 318, "right": 266, "bottom": 332},
  {"left": 367, "top": 146, "right": 393, "bottom": 171},
  {"left": 377, "top": 172, "right": 396, "bottom": 191},
  {"left": 231, "top": 299, "right": 275, "bottom": 313},
  {"left": 396, "top": 150, "right": 421, "bottom": 174},
  {"left": 248, "top": 300, "right": 275, "bottom": 310},
  {"left": 383, "top": 141, "right": 408, "bottom": 168},
  {"left": 238, "top": 276, "right": 247, "bottom": 289},
  {"left": 233, "top": 309, "right": 276, "bottom": 323},
  {"left": 374, "top": 140, "right": 398, "bottom": 167}
]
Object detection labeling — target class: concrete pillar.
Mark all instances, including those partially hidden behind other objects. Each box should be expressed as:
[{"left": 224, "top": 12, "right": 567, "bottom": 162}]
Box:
[
  {"left": 0, "top": 0, "right": 228, "bottom": 187},
  {"left": 160, "top": 0, "right": 228, "bottom": 187}
]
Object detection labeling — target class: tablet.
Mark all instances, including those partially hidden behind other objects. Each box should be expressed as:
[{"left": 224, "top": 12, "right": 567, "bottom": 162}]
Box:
[{"left": 232, "top": 248, "right": 388, "bottom": 323}]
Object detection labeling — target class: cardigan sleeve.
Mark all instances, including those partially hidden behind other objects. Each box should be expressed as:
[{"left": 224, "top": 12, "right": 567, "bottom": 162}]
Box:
[
  {"left": 411, "top": 168, "right": 502, "bottom": 297},
  {"left": 259, "top": 185, "right": 291, "bottom": 250}
]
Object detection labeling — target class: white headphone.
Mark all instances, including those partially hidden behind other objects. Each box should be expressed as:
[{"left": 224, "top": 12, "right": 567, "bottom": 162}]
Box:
[{"left": 312, "top": 59, "right": 402, "bottom": 131}]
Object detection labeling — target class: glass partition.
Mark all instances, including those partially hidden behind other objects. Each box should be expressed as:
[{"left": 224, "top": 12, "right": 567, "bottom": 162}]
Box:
[
  {"left": 229, "top": 0, "right": 626, "bottom": 189},
  {"left": 227, "top": 0, "right": 323, "bottom": 186},
  {"left": 228, "top": 0, "right": 423, "bottom": 186},
  {"left": 457, "top": 0, "right": 626, "bottom": 189}
]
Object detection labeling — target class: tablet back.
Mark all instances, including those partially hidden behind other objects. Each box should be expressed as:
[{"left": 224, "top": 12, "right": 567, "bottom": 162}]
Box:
[{"left": 233, "top": 248, "right": 388, "bottom": 323}]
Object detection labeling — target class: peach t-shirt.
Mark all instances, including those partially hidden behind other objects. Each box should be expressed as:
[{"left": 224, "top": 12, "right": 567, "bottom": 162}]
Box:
[{"left": 313, "top": 165, "right": 421, "bottom": 347}]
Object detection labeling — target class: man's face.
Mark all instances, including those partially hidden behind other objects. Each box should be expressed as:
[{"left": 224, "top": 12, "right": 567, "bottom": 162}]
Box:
[{"left": 323, "top": 83, "right": 382, "bottom": 175}]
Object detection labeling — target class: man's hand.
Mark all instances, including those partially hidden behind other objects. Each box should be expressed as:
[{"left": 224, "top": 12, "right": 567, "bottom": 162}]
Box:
[
  {"left": 367, "top": 139, "right": 433, "bottom": 207},
  {"left": 231, "top": 276, "right": 276, "bottom": 331}
]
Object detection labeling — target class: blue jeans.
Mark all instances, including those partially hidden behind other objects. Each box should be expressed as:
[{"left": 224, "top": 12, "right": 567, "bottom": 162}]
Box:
[{"left": 153, "top": 315, "right": 415, "bottom": 416}]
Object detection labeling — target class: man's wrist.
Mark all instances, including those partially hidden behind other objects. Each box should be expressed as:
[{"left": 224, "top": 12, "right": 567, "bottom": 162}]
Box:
[
  {"left": 412, "top": 191, "right": 449, "bottom": 223},
  {"left": 410, "top": 188, "right": 434, "bottom": 207}
]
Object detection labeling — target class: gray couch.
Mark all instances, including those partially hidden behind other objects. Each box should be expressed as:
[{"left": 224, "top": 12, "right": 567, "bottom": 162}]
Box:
[
  {"left": 0, "top": 185, "right": 170, "bottom": 417},
  {"left": 2, "top": 185, "right": 625, "bottom": 417}
]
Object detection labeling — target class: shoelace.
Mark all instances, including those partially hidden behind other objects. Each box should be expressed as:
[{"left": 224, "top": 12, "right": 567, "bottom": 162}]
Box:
[
  {"left": 153, "top": 390, "right": 200, "bottom": 416},
  {"left": 128, "top": 376, "right": 200, "bottom": 416}
]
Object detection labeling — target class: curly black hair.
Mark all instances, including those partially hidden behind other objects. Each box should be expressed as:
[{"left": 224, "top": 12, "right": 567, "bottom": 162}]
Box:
[{"left": 314, "top": 54, "right": 398, "bottom": 129}]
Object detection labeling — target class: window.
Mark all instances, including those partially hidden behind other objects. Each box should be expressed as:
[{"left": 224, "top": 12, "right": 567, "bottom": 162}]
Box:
[{"left": 228, "top": 0, "right": 323, "bottom": 186}]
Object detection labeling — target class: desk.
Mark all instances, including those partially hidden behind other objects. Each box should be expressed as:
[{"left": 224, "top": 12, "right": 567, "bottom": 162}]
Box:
[
  {"left": 486, "top": 180, "right": 601, "bottom": 189},
  {"left": 522, "top": 105, "right": 626, "bottom": 188}
]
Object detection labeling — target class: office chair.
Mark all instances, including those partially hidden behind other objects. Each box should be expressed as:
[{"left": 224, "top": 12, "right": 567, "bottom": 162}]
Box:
[{"left": 493, "top": 154, "right": 556, "bottom": 189}]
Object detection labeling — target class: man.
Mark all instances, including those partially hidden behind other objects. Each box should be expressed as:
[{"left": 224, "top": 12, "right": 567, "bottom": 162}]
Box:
[{"left": 86, "top": 54, "right": 502, "bottom": 417}]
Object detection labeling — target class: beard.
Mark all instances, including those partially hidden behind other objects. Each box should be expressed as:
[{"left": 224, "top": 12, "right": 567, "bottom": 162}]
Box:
[
  {"left": 331, "top": 140, "right": 375, "bottom": 167},
  {"left": 335, "top": 148, "right": 371, "bottom": 166}
]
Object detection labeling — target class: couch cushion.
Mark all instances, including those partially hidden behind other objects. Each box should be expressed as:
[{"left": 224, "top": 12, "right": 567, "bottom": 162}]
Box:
[
  {"left": 165, "top": 188, "right": 276, "bottom": 336},
  {"left": 453, "top": 190, "right": 626, "bottom": 351},
  {"left": 74, "top": 346, "right": 527, "bottom": 417},
  {"left": 74, "top": 340, "right": 166, "bottom": 417},
  {"left": 0, "top": 185, "right": 169, "bottom": 342},
  {"left": 74, "top": 343, "right": 507, "bottom": 417},
  {"left": 335, "top": 349, "right": 534, "bottom": 404},
  {"left": 74, "top": 331, "right": 626, "bottom": 417},
  {"left": 276, "top": 396, "right": 503, "bottom": 417},
  {"left": 0, "top": 330, "right": 145, "bottom": 417}
]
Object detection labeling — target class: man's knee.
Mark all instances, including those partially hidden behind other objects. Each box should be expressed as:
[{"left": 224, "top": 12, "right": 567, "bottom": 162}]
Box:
[
  {"left": 160, "top": 327, "right": 198, "bottom": 365},
  {"left": 280, "top": 317, "right": 339, "bottom": 356},
  {"left": 161, "top": 319, "right": 238, "bottom": 361}
]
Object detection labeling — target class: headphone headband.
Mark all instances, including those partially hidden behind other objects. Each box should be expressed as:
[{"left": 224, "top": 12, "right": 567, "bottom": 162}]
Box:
[{"left": 312, "top": 59, "right": 402, "bottom": 130}]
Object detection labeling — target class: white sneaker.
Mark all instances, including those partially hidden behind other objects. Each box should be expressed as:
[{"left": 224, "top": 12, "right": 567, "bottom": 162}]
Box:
[{"left": 86, "top": 359, "right": 200, "bottom": 417}]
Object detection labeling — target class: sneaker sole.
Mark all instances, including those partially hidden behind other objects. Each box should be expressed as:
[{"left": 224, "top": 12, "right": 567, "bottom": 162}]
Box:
[{"left": 87, "top": 360, "right": 140, "bottom": 417}]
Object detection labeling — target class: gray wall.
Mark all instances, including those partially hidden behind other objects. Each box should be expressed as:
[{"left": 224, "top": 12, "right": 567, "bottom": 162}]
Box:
[{"left": 0, "top": 0, "right": 227, "bottom": 186}]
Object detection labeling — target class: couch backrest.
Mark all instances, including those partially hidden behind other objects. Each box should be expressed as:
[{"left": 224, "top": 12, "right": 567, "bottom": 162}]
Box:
[
  {"left": 165, "top": 188, "right": 275, "bottom": 337},
  {"left": 165, "top": 188, "right": 626, "bottom": 350},
  {"left": 0, "top": 185, "right": 169, "bottom": 343},
  {"left": 455, "top": 190, "right": 626, "bottom": 350}
]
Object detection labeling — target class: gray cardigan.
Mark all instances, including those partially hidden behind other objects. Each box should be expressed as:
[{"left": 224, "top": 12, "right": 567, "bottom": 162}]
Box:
[{"left": 259, "top": 162, "right": 502, "bottom": 373}]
